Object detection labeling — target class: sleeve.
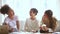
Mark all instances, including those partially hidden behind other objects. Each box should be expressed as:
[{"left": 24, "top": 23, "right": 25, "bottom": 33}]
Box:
[
  {"left": 4, "top": 17, "right": 9, "bottom": 24},
  {"left": 15, "top": 16, "right": 19, "bottom": 21},
  {"left": 36, "top": 20, "right": 40, "bottom": 30},
  {"left": 24, "top": 19, "right": 28, "bottom": 31},
  {"left": 40, "top": 20, "right": 43, "bottom": 26},
  {"left": 36, "top": 20, "right": 39, "bottom": 27}
]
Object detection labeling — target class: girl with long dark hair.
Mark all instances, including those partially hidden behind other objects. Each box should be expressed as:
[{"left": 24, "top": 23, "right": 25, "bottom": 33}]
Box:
[{"left": 40, "top": 10, "right": 57, "bottom": 33}]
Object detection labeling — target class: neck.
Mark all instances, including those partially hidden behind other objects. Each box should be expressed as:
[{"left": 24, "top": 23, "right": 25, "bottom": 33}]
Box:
[
  {"left": 8, "top": 15, "right": 14, "bottom": 20},
  {"left": 31, "top": 17, "right": 36, "bottom": 20}
]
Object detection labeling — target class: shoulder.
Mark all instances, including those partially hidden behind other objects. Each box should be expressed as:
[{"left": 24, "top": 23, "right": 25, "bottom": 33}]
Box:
[
  {"left": 4, "top": 16, "right": 9, "bottom": 23},
  {"left": 25, "top": 18, "right": 31, "bottom": 23},
  {"left": 26, "top": 18, "right": 30, "bottom": 21},
  {"left": 52, "top": 17, "right": 57, "bottom": 24},
  {"left": 14, "top": 15, "right": 18, "bottom": 19},
  {"left": 53, "top": 17, "right": 57, "bottom": 21},
  {"left": 5, "top": 16, "right": 9, "bottom": 20},
  {"left": 14, "top": 15, "right": 19, "bottom": 21},
  {"left": 35, "top": 19, "right": 39, "bottom": 22},
  {"left": 14, "top": 15, "right": 18, "bottom": 18}
]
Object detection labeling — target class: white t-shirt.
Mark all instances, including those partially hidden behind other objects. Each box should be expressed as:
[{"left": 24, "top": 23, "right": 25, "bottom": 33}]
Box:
[
  {"left": 25, "top": 18, "right": 39, "bottom": 32},
  {"left": 4, "top": 15, "right": 18, "bottom": 29}
]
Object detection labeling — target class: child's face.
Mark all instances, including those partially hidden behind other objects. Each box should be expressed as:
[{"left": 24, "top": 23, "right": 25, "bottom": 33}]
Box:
[
  {"left": 30, "top": 10, "right": 36, "bottom": 18},
  {"left": 43, "top": 13, "right": 48, "bottom": 18},
  {"left": 8, "top": 9, "right": 14, "bottom": 17},
  {"left": 42, "top": 13, "right": 49, "bottom": 23}
]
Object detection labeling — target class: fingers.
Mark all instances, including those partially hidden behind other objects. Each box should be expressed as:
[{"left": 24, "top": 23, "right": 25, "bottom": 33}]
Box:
[{"left": 40, "top": 26, "right": 48, "bottom": 31}]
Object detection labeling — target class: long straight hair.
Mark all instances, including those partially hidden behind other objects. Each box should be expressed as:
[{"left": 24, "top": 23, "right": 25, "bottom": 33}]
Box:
[{"left": 45, "top": 10, "right": 57, "bottom": 31}]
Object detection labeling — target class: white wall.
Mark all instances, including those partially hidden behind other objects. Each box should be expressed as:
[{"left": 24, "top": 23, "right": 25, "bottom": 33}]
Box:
[
  {"left": 2, "top": 0, "right": 60, "bottom": 21},
  {"left": 0, "top": 0, "right": 2, "bottom": 8}
]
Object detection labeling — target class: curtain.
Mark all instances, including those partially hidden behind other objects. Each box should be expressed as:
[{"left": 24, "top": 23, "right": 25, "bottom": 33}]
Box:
[{"left": 1, "top": 0, "right": 60, "bottom": 21}]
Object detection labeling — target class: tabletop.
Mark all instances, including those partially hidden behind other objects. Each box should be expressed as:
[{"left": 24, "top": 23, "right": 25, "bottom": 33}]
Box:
[{"left": 9, "top": 32, "right": 60, "bottom": 34}]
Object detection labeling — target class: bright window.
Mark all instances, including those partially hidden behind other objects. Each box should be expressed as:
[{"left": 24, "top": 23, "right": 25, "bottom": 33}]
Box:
[{"left": 1, "top": 0, "right": 60, "bottom": 22}]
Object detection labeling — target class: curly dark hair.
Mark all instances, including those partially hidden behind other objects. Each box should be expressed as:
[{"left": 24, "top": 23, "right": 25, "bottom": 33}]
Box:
[
  {"left": 30, "top": 8, "right": 38, "bottom": 15},
  {"left": 0, "top": 5, "right": 11, "bottom": 15}
]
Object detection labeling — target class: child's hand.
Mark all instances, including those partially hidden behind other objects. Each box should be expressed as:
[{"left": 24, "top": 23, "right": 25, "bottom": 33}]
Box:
[
  {"left": 32, "top": 30, "right": 37, "bottom": 33},
  {"left": 40, "top": 26, "right": 48, "bottom": 31},
  {"left": 40, "top": 26, "right": 42, "bottom": 30},
  {"left": 11, "top": 28, "right": 14, "bottom": 32},
  {"left": 42, "top": 26, "right": 48, "bottom": 31}
]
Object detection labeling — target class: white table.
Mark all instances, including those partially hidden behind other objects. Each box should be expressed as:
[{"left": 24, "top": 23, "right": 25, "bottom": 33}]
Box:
[
  {"left": 9, "top": 32, "right": 60, "bottom": 34},
  {"left": 9, "top": 32, "right": 40, "bottom": 34}
]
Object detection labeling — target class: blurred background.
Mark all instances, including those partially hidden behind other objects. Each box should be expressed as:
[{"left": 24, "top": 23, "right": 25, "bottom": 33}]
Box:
[{"left": 0, "top": 0, "right": 60, "bottom": 31}]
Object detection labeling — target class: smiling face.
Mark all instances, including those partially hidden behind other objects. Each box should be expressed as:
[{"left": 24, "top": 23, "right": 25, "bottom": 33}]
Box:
[
  {"left": 42, "top": 13, "right": 49, "bottom": 24},
  {"left": 43, "top": 13, "right": 48, "bottom": 18},
  {"left": 7, "top": 9, "right": 14, "bottom": 17},
  {"left": 7, "top": 9, "right": 14, "bottom": 19}
]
